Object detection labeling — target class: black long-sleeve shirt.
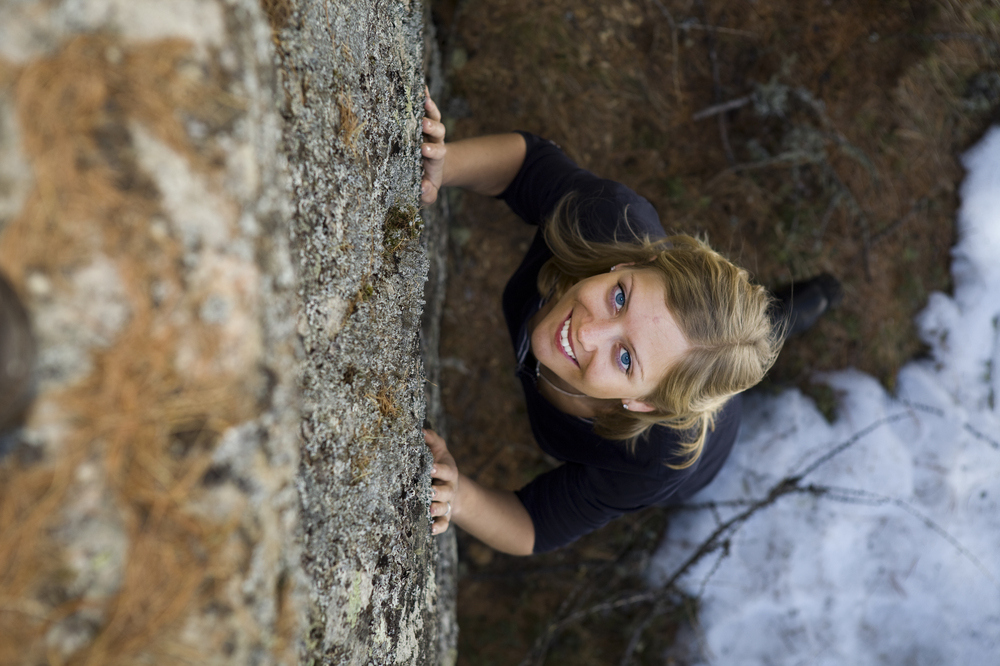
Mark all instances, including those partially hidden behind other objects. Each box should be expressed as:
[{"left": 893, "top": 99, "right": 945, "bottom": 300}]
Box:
[{"left": 500, "top": 132, "right": 742, "bottom": 553}]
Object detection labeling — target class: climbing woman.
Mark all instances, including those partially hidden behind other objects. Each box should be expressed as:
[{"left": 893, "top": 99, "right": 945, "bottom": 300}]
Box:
[{"left": 418, "top": 93, "right": 839, "bottom": 555}]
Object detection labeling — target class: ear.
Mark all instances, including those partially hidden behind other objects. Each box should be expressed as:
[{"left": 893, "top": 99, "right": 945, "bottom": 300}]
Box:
[{"left": 624, "top": 400, "right": 655, "bottom": 413}]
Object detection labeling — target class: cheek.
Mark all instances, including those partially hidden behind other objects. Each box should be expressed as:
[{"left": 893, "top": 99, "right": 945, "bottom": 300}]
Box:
[
  {"left": 532, "top": 327, "right": 549, "bottom": 357},
  {"left": 587, "top": 357, "right": 616, "bottom": 387}
]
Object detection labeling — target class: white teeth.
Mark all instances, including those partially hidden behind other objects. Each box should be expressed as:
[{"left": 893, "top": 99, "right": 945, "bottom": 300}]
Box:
[{"left": 560, "top": 319, "right": 576, "bottom": 360}]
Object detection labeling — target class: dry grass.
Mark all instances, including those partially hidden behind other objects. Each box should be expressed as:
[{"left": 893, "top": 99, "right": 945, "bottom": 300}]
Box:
[
  {"left": 337, "top": 90, "right": 364, "bottom": 156},
  {"left": 373, "top": 384, "right": 399, "bottom": 419},
  {"left": 261, "top": 0, "right": 293, "bottom": 35},
  {"left": 0, "top": 35, "right": 269, "bottom": 664}
]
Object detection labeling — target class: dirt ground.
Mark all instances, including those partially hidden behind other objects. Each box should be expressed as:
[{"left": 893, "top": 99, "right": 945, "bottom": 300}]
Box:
[{"left": 428, "top": 0, "right": 1000, "bottom": 664}]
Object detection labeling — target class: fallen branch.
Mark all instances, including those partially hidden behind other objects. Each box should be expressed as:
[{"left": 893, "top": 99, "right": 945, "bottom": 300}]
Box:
[
  {"left": 619, "top": 597, "right": 670, "bottom": 666},
  {"left": 922, "top": 32, "right": 998, "bottom": 48},
  {"left": 807, "top": 483, "right": 999, "bottom": 588},
  {"left": 694, "top": 0, "right": 736, "bottom": 166},
  {"left": 692, "top": 95, "right": 751, "bottom": 120},
  {"left": 677, "top": 19, "right": 758, "bottom": 38},
  {"left": 517, "top": 511, "right": 669, "bottom": 666},
  {"left": 869, "top": 198, "right": 926, "bottom": 247},
  {"left": 649, "top": 0, "right": 682, "bottom": 102},
  {"left": 963, "top": 422, "right": 1000, "bottom": 451}
]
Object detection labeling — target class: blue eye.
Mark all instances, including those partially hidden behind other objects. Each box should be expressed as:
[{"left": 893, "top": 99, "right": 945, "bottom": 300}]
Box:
[
  {"left": 614, "top": 284, "right": 626, "bottom": 310},
  {"left": 618, "top": 347, "right": 631, "bottom": 372}
]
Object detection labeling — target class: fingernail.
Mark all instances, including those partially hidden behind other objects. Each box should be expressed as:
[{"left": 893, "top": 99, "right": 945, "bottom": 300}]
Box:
[
  {"left": 431, "top": 466, "right": 437, "bottom": 474},
  {"left": 431, "top": 487, "right": 437, "bottom": 498},
  {"left": 421, "top": 183, "right": 427, "bottom": 194}
]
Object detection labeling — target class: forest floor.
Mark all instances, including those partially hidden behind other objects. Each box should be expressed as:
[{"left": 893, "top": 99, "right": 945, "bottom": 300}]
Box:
[{"left": 427, "top": 0, "right": 1000, "bottom": 664}]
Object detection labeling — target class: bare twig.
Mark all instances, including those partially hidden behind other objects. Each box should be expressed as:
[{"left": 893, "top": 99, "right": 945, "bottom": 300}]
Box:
[
  {"left": 694, "top": 0, "right": 736, "bottom": 166},
  {"left": 519, "top": 512, "right": 669, "bottom": 666},
  {"left": 695, "top": 540, "right": 730, "bottom": 598},
  {"left": 818, "top": 162, "right": 873, "bottom": 280},
  {"left": 869, "top": 212, "right": 910, "bottom": 245},
  {"left": 813, "top": 191, "right": 842, "bottom": 252},
  {"left": 869, "top": 198, "right": 926, "bottom": 247},
  {"left": 964, "top": 423, "right": 1000, "bottom": 451},
  {"left": 795, "top": 86, "right": 881, "bottom": 186},
  {"left": 725, "top": 150, "right": 818, "bottom": 172},
  {"left": 793, "top": 407, "right": 934, "bottom": 479},
  {"left": 922, "top": 32, "right": 998, "bottom": 47},
  {"left": 693, "top": 95, "right": 752, "bottom": 120},
  {"left": 552, "top": 589, "right": 661, "bottom": 630},
  {"left": 678, "top": 19, "right": 758, "bottom": 38},
  {"left": 462, "top": 564, "right": 581, "bottom": 582},
  {"left": 649, "top": 0, "right": 682, "bottom": 101},
  {"left": 859, "top": 216, "right": 874, "bottom": 281},
  {"left": 898, "top": 399, "right": 946, "bottom": 418},
  {"left": 715, "top": 104, "right": 736, "bottom": 167},
  {"left": 519, "top": 589, "right": 660, "bottom": 666},
  {"left": 808, "top": 483, "right": 999, "bottom": 588},
  {"left": 681, "top": 497, "right": 758, "bottom": 510},
  {"left": 619, "top": 597, "right": 669, "bottom": 666}
]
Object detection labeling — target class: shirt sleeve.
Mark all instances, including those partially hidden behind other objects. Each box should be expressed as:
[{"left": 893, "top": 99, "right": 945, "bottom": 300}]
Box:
[
  {"left": 514, "top": 395, "right": 744, "bottom": 553},
  {"left": 515, "top": 462, "right": 692, "bottom": 554},
  {"left": 498, "top": 132, "right": 662, "bottom": 242}
]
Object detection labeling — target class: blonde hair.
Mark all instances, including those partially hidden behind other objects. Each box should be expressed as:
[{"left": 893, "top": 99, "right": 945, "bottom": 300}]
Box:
[{"left": 538, "top": 196, "right": 784, "bottom": 468}]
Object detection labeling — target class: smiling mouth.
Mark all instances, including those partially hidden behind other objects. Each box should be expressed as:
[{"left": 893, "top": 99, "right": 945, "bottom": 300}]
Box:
[{"left": 559, "top": 314, "right": 577, "bottom": 363}]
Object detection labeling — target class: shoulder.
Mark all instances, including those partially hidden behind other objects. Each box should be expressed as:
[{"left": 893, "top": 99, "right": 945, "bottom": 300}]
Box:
[{"left": 505, "top": 132, "right": 663, "bottom": 238}]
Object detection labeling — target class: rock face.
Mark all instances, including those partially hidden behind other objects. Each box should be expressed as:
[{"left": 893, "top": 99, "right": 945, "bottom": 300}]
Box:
[
  {"left": 0, "top": 0, "right": 454, "bottom": 664},
  {"left": 272, "top": 0, "right": 455, "bottom": 663}
]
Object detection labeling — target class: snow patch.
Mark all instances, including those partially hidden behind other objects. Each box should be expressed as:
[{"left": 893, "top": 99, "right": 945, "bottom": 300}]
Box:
[{"left": 651, "top": 127, "right": 1000, "bottom": 663}]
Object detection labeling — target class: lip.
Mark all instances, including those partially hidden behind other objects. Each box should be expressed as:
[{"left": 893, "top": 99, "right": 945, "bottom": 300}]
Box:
[{"left": 557, "top": 310, "right": 579, "bottom": 366}]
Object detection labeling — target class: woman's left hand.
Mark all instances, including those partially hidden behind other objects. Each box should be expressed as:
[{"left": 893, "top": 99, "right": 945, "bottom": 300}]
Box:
[
  {"left": 420, "top": 89, "right": 447, "bottom": 205},
  {"left": 424, "top": 428, "right": 459, "bottom": 535}
]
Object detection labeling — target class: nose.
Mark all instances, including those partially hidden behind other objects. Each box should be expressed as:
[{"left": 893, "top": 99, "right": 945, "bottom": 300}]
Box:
[{"left": 576, "top": 316, "right": 617, "bottom": 352}]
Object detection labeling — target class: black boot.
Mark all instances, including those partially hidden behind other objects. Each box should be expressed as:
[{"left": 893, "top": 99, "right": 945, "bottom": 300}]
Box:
[{"left": 770, "top": 273, "right": 843, "bottom": 339}]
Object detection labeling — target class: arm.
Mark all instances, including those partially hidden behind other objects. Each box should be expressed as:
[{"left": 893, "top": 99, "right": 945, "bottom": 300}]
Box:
[
  {"left": 452, "top": 474, "right": 535, "bottom": 556},
  {"left": 420, "top": 93, "right": 526, "bottom": 204},
  {"left": 425, "top": 429, "right": 535, "bottom": 556}
]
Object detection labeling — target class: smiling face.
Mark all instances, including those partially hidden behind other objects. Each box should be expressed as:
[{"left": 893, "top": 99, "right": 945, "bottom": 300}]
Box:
[{"left": 530, "top": 266, "right": 691, "bottom": 409}]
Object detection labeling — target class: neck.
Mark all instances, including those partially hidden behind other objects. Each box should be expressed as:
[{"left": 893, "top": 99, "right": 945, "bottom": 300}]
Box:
[
  {"left": 536, "top": 362, "right": 586, "bottom": 398},
  {"left": 534, "top": 361, "right": 617, "bottom": 418}
]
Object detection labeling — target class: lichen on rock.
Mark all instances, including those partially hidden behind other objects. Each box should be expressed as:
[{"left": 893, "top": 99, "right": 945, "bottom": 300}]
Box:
[{"left": 275, "top": 0, "right": 452, "bottom": 662}]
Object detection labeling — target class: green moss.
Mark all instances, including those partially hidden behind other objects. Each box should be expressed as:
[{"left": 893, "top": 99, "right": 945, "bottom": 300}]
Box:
[
  {"left": 383, "top": 204, "right": 423, "bottom": 258},
  {"left": 347, "top": 281, "right": 375, "bottom": 317}
]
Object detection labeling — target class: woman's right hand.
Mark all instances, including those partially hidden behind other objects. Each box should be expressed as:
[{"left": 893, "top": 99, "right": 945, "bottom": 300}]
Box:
[{"left": 420, "top": 90, "right": 446, "bottom": 205}]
